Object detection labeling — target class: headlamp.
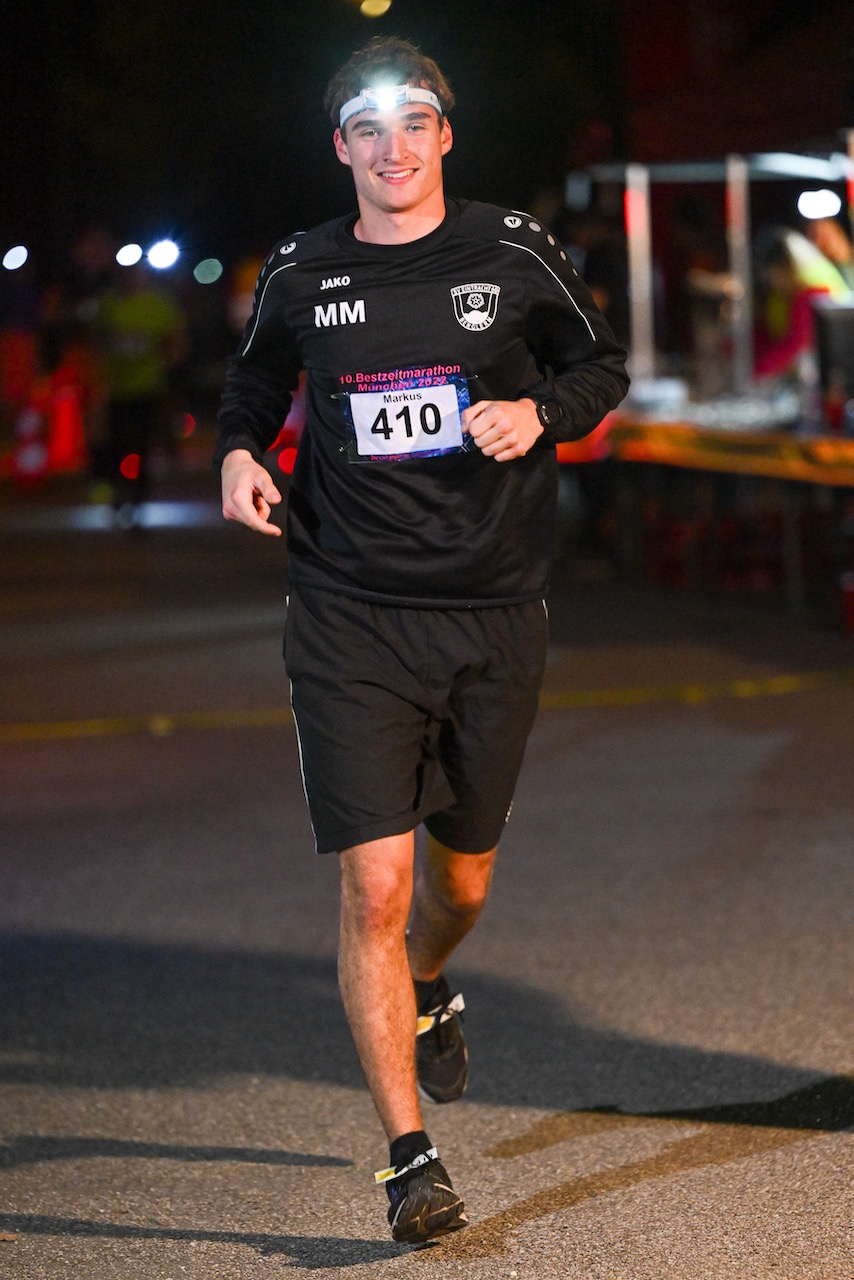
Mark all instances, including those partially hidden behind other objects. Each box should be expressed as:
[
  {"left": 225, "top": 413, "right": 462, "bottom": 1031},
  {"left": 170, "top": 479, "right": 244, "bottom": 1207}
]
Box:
[{"left": 339, "top": 84, "right": 442, "bottom": 130}]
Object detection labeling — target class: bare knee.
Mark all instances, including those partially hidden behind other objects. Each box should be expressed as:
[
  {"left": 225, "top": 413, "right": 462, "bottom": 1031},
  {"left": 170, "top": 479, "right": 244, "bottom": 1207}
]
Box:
[
  {"left": 422, "top": 845, "right": 496, "bottom": 920},
  {"left": 342, "top": 871, "right": 409, "bottom": 936},
  {"left": 339, "top": 836, "right": 414, "bottom": 938}
]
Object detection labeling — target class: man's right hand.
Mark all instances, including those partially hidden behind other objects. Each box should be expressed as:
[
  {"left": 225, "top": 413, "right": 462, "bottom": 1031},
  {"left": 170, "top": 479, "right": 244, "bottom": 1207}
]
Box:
[{"left": 220, "top": 449, "right": 283, "bottom": 537}]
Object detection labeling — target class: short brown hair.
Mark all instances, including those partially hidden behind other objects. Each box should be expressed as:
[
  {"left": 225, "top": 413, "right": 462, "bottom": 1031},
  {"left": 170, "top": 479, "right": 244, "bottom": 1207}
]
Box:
[{"left": 324, "top": 36, "right": 455, "bottom": 128}]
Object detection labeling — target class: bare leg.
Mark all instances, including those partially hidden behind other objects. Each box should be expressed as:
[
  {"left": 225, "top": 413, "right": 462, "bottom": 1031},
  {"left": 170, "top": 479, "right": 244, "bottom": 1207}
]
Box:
[
  {"left": 407, "top": 834, "right": 497, "bottom": 983},
  {"left": 338, "top": 832, "right": 423, "bottom": 1142}
]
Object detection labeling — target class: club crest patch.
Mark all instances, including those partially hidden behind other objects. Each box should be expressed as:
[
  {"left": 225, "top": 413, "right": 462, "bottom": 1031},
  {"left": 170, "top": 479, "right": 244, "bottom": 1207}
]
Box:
[{"left": 451, "top": 283, "right": 500, "bottom": 331}]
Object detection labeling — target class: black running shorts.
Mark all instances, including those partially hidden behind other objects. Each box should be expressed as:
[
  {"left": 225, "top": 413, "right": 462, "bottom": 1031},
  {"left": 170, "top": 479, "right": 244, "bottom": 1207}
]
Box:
[{"left": 284, "top": 585, "right": 548, "bottom": 855}]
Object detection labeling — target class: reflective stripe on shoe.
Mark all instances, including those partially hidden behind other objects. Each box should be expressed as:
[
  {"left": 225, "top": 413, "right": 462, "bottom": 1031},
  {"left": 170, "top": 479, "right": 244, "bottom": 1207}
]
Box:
[
  {"left": 374, "top": 1146, "right": 439, "bottom": 1184},
  {"left": 416, "top": 991, "right": 465, "bottom": 1037}
]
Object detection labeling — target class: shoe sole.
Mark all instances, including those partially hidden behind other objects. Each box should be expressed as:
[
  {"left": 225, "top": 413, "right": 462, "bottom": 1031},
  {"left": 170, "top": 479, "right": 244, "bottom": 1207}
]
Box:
[{"left": 390, "top": 1184, "right": 469, "bottom": 1244}]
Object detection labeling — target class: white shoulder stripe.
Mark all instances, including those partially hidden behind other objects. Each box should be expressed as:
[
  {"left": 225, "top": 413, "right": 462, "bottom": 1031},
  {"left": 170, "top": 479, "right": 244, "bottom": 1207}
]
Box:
[
  {"left": 241, "top": 261, "right": 298, "bottom": 356},
  {"left": 499, "top": 239, "right": 596, "bottom": 342}
]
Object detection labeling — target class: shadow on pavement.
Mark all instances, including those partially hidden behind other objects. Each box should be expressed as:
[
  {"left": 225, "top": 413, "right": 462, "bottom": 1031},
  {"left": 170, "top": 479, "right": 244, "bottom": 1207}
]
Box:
[
  {"left": 0, "top": 1214, "right": 406, "bottom": 1267},
  {"left": 0, "top": 1135, "right": 351, "bottom": 1171},
  {"left": 2, "top": 932, "right": 850, "bottom": 1130}
]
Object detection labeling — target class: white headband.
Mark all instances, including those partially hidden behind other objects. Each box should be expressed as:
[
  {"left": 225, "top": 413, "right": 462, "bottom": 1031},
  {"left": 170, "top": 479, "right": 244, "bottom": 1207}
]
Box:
[{"left": 339, "top": 84, "right": 442, "bottom": 130}]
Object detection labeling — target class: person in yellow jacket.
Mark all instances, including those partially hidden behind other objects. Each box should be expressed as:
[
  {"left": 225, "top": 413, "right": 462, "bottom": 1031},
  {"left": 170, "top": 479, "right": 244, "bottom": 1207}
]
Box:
[
  {"left": 754, "top": 226, "right": 849, "bottom": 381},
  {"left": 98, "top": 260, "right": 186, "bottom": 523}
]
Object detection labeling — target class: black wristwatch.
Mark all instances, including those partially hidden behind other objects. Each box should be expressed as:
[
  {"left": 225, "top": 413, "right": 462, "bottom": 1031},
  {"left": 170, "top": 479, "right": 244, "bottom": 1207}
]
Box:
[{"left": 530, "top": 395, "right": 563, "bottom": 431}]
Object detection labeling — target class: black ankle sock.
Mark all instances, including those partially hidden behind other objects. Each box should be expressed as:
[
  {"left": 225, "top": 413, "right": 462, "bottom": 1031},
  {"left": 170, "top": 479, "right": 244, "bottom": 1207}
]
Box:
[
  {"left": 390, "top": 1129, "right": 432, "bottom": 1171},
  {"left": 413, "top": 975, "right": 444, "bottom": 1013}
]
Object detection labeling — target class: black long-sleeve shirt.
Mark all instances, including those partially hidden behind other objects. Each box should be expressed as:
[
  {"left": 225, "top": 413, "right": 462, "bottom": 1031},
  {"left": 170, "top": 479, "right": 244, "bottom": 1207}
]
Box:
[{"left": 216, "top": 198, "right": 629, "bottom": 607}]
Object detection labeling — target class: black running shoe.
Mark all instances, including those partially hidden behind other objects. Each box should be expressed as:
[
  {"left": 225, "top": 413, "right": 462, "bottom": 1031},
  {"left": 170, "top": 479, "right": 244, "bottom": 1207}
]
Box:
[
  {"left": 376, "top": 1148, "right": 468, "bottom": 1244},
  {"left": 415, "top": 977, "right": 468, "bottom": 1104}
]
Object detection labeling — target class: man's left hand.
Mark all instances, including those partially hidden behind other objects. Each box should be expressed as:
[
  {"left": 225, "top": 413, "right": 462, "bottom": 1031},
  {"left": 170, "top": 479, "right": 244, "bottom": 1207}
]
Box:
[{"left": 461, "top": 398, "right": 543, "bottom": 461}]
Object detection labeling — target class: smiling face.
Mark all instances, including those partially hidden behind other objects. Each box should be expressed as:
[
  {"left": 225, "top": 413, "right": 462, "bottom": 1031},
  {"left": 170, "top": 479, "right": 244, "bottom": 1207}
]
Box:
[{"left": 333, "top": 96, "right": 453, "bottom": 243}]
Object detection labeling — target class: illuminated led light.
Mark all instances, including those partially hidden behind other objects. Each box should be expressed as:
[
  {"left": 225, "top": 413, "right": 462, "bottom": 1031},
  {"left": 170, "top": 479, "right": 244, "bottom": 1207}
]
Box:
[
  {"left": 360, "top": 0, "right": 392, "bottom": 15},
  {"left": 193, "top": 257, "right": 224, "bottom": 284},
  {"left": 339, "top": 83, "right": 441, "bottom": 128},
  {"left": 119, "top": 453, "right": 141, "bottom": 480},
  {"left": 116, "top": 243, "right": 143, "bottom": 266},
  {"left": 797, "top": 189, "right": 843, "bottom": 220},
  {"left": 2, "top": 245, "right": 28, "bottom": 270},
  {"left": 147, "top": 239, "right": 180, "bottom": 270}
]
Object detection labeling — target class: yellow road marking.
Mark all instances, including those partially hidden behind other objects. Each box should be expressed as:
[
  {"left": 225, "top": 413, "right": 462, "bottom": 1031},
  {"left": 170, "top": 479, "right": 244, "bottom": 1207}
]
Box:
[
  {"left": 2, "top": 668, "right": 853, "bottom": 743},
  {"left": 537, "top": 666, "right": 854, "bottom": 709},
  {"left": 0, "top": 708, "right": 294, "bottom": 743}
]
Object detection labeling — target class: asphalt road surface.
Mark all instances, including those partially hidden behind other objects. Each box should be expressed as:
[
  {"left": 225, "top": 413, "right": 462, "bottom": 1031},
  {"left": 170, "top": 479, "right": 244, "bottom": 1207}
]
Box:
[{"left": 1, "top": 472, "right": 852, "bottom": 1279}]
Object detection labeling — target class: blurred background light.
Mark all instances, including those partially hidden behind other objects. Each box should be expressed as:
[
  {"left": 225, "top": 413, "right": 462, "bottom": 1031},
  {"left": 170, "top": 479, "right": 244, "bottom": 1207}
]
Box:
[
  {"left": 796, "top": 188, "right": 843, "bottom": 220},
  {"left": 147, "top": 239, "right": 180, "bottom": 270},
  {"left": 277, "top": 446, "right": 298, "bottom": 475},
  {"left": 193, "top": 257, "right": 224, "bottom": 284},
  {"left": 360, "top": 0, "right": 392, "bottom": 15},
  {"left": 2, "top": 245, "right": 28, "bottom": 270},
  {"left": 116, "top": 243, "right": 143, "bottom": 266}
]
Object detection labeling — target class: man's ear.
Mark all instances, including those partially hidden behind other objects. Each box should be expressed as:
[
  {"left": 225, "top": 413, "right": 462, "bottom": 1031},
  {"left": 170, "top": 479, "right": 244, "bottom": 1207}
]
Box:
[
  {"left": 333, "top": 127, "right": 352, "bottom": 168},
  {"left": 440, "top": 119, "right": 453, "bottom": 157}
]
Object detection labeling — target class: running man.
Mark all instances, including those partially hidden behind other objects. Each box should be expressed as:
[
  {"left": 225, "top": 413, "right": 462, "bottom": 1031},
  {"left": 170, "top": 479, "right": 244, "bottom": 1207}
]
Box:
[{"left": 216, "top": 36, "right": 629, "bottom": 1244}]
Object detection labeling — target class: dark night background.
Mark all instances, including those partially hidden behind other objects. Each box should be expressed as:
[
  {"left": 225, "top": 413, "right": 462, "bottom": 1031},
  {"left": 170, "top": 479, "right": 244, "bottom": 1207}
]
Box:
[{"left": 3, "top": 0, "right": 853, "bottom": 277}]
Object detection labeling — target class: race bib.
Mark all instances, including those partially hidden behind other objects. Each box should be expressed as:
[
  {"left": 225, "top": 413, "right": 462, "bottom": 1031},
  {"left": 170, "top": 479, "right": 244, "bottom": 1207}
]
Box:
[{"left": 337, "top": 364, "right": 473, "bottom": 462}]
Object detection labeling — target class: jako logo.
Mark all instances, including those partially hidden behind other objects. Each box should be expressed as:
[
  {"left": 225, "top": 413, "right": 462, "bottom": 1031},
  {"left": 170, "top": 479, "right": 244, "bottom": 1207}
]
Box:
[
  {"left": 314, "top": 300, "right": 366, "bottom": 327},
  {"left": 321, "top": 276, "right": 350, "bottom": 289}
]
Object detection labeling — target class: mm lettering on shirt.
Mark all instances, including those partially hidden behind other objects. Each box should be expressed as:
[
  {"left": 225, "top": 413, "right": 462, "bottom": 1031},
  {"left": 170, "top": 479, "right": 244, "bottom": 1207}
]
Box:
[
  {"left": 338, "top": 363, "right": 472, "bottom": 463},
  {"left": 314, "top": 298, "right": 366, "bottom": 328}
]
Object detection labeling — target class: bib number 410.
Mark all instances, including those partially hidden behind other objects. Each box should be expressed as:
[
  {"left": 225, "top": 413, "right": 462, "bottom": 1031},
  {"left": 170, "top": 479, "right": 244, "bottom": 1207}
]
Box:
[
  {"left": 371, "top": 402, "right": 442, "bottom": 440},
  {"left": 349, "top": 381, "right": 463, "bottom": 458}
]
